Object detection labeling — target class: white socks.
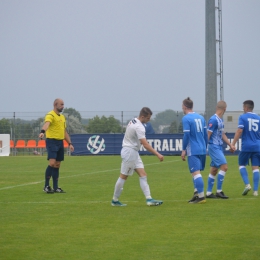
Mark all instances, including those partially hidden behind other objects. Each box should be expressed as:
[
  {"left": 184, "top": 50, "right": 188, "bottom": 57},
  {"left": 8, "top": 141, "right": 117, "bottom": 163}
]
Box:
[
  {"left": 113, "top": 177, "right": 125, "bottom": 201},
  {"left": 139, "top": 176, "right": 151, "bottom": 199},
  {"left": 113, "top": 176, "right": 152, "bottom": 201}
]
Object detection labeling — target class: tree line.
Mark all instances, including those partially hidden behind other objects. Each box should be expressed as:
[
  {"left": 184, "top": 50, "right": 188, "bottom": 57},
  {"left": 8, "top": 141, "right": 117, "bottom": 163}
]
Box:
[{"left": 0, "top": 108, "right": 183, "bottom": 140}]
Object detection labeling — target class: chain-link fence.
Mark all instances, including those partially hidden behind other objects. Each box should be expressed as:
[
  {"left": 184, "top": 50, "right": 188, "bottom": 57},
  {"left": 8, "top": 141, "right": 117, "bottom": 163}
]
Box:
[
  {"left": 0, "top": 110, "right": 185, "bottom": 140},
  {"left": 1, "top": 110, "right": 259, "bottom": 151}
]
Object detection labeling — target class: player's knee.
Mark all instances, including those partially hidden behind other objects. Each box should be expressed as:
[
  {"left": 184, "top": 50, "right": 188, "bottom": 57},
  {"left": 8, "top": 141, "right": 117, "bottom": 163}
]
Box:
[
  {"left": 211, "top": 167, "right": 218, "bottom": 175},
  {"left": 221, "top": 165, "right": 228, "bottom": 172},
  {"left": 55, "top": 162, "right": 61, "bottom": 168},
  {"left": 49, "top": 162, "right": 55, "bottom": 167}
]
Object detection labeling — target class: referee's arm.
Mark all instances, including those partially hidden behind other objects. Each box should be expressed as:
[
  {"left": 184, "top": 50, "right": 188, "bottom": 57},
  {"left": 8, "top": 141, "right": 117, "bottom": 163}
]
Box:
[
  {"left": 39, "top": 122, "right": 50, "bottom": 139},
  {"left": 65, "top": 130, "right": 74, "bottom": 152}
]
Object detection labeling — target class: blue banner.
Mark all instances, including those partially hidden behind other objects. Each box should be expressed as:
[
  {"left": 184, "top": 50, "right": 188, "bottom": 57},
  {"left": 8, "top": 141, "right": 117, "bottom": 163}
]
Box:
[{"left": 71, "top": 133, "right": 240, "bottom": 156}]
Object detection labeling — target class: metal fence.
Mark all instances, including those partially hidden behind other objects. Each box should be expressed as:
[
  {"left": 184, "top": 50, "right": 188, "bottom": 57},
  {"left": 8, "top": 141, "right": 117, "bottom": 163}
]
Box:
[
  {"left": 1, "top": 110, "right": 259, "bottom": 146},
  {"left": 0, "top": 110, "right": 185, "bottom": 140}
]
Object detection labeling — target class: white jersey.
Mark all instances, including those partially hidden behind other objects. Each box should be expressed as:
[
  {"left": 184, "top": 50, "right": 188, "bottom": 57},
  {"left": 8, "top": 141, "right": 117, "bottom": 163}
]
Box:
[{"left": 122, "top": 118, "right": 146, "bottom": 151}]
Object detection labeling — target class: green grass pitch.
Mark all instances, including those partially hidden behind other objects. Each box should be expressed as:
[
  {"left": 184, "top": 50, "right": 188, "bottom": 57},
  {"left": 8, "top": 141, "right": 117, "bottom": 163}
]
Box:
[{"left": 0, "top": 155, "right": 259, "bottom": 260}]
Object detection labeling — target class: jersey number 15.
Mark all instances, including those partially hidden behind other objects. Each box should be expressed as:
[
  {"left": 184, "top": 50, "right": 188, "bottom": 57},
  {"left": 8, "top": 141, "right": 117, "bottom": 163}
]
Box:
[{"left": 248, "top": 118, "right": 259, "bottom": 132}]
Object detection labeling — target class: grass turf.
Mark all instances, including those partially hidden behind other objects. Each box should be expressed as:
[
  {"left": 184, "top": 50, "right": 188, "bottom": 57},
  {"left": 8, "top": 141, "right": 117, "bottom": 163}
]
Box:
[{"left": 0, "top": 155, "right": 259, "bottom": 260}]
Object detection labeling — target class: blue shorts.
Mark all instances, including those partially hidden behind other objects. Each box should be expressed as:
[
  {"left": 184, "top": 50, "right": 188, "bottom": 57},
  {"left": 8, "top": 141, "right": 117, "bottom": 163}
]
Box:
[
  {"left": 187, "top": 155, "right": 206, "bottom": 173},
  {"left": 239, "top": 151, "right": 260, "bottom": 166},
  {"left": 208, "top": 144, "right": 227, "bottom": 168},
  {"left": 46, "top": 139, "right": 64, "bottom": 161}
]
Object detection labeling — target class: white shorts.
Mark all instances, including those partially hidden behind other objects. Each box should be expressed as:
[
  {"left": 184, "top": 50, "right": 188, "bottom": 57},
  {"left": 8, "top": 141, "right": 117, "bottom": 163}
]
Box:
[{"left": 120, "top": 147, "right": 144, "bottom": 176}]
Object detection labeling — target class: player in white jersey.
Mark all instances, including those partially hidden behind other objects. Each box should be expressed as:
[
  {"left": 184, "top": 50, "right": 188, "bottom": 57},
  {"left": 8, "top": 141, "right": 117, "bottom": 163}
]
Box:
[
  {"left": 206, "top": 101, "right": 236, "bottom": 199},
  {"left": 111, "top": 107, "right": 164, "bottom": 206},
  {"left": 232, "top": 100, "right": 260, "bottom": 196},
  {"left": 181, "top": 97, "right": 208, "bottom": 204}
]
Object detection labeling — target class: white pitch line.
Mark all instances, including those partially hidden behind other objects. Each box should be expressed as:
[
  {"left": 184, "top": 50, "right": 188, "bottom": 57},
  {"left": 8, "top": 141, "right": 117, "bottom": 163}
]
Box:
[
  {"left": 0, "top": 200, "right": 138, "bottom": 204},
  {"left": 0, "top": 159, "right": 181, "bottom": 191},
  {"left": 0, "top": 197, "right": 257, "bottom": 204},
  {"left": 0, "top": 182, "right": 42, "bottom": 190}
]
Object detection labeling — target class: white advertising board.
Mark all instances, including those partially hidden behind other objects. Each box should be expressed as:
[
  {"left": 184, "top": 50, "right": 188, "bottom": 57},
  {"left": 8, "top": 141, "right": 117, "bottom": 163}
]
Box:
[{"left": 0, "top": 134, "right": 10, "bottom": 156}]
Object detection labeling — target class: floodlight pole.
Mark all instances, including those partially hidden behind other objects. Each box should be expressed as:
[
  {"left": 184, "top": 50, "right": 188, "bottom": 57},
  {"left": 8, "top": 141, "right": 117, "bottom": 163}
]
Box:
[
  {"left": 216, "top": 0, "right": 224, "bottom": 101},
  {"left": 205, "top": 0, "right": 218, "bottom": 123}
]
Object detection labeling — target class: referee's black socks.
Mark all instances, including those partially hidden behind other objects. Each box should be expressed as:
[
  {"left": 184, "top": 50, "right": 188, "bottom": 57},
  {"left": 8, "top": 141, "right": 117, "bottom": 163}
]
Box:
[
  {"left": 44, "top": 165, "right": 53, "bottom": 187},
  {"left": 52, "top": 167, "right": 59, "bottom": 190}
]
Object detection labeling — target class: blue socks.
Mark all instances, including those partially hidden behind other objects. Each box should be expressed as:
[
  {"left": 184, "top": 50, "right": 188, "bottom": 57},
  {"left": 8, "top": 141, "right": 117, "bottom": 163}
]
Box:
[
  {"left": 193, "top": 174, "right": 204, "bottom": 195},
  {"left": 207, "top": 171, "right": 226, "bottom": 193},
  {"left": 239, "top": 166, "right": 250, "bottom": 185},
  {"left": 207, "top": 174, "right": 215, "bottom": 193},
  {"left": 217, "top": 170, "right": 226, "bottom": 191},
  {"left": 192, "top": 178, "right": 197, "bottom": 192},
  {"left": 253, "top": 169, "right": 259, "bottom": 191}
]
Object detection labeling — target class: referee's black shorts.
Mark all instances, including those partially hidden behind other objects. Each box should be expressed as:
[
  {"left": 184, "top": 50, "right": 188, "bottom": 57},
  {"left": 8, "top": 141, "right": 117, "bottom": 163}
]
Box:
[{"left": 46, "top": 138, "right": 64, "bottom": 161}]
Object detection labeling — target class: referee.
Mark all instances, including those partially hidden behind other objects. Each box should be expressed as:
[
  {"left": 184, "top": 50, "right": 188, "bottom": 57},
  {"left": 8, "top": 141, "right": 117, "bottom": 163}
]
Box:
[{"left": 39, "top": 98, "right": 74, "bottom": 193}]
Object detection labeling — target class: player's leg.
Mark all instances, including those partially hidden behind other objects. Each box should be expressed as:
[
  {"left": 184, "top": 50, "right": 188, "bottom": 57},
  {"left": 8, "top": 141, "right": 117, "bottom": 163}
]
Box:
[
  {"left": 188, "top": 155, "right": 206, "bottom": 204},
  {"left": 214, "top": 148, "right": 229, "bottom": 198},
  {"left": 111, "top": 148, "right": 134, "bottom": 206},
  {"left": 188, "top": 178, "right": 198, "bottom": 203},
  {"left": 252, "top": 168, "right": 259, "bottom": 196},
  {"left": 135, "top": 168, "right": 151, "bottom": 198},
  {"left": 251, "top": 153, "right": 260, "bottom": 196},
  {"left": 135, "top": 155, "right": 163, "bottom": 206},
  {"left": 52, "top": 161, "right": 64, "bottom": 192},
  {"left": 192, "top": 178, "right": 197, "bottom": 194},
  {"left": 239, "top": 152, "right": 251, "bottom": 195},
  {"left": 193, "top": 172, "right": 204, "bottom": 196},
  {"left": 190, "top": 172, "right": 205, "bottom": 204},
  {"left": 44, "top": 163, "right": 54, "bottom": 193},
  {"left": 187, "top": 156, "right": 205, "bottom": 203},
  {"left": 240, "top": 166, "right": 251, "bottom": 195},
  {"left": 43, "top": 139, "right": 58, "bottom": 193},
  {"left": 52, "top": 140, "right": 65, "bottom": 193},
  {"left": 216, "top": 164, "right": 229, "bottom": 199},
  {"left": 187, "top": 174, "right": 200, "bottom": 203},
  {"left": 206, "top": 166, "right": 217, "bottom": 198},
  {"left": 207, "top": 145, "right": 228, "bottom": 198},
  {"left": 112, "top": 173, "right": 128, "bottom": 206},
  {"left": 206, "top": 145, "right": 217, "bottom": 198}
]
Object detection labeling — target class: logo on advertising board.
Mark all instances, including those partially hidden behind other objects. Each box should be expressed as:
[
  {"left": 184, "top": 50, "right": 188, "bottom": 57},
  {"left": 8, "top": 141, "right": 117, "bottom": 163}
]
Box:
[{"left": 87, "top": 135, "right": 105, "bottom": 154}]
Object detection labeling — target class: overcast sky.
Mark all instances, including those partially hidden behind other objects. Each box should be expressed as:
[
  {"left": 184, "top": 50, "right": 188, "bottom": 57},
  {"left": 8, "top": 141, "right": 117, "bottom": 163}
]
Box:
[{"left": 1, "top": 0, "right": 260, "bottom": 115}]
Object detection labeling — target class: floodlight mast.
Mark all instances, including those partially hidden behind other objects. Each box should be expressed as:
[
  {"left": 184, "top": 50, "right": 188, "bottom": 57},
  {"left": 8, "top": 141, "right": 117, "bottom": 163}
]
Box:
[
  {"left": 205, "top": 0, "right": 224, "bottom": 122},
  {"left": 216, "top": 0, "right": 224, "bottom": 101},
  {"left": 205, "top": 0, "right": 217, "bottom": 123}
]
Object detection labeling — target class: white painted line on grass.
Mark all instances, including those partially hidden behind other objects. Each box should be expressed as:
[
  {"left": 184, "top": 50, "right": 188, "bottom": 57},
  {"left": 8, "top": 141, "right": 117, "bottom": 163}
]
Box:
[
  {"left": 0, "top": 182, "right": 42, "bottom": 190},
  {"left": 0, "top": 197, "right": 257, "bottom": 204},
  {"left": 0, "top": 159, "right": 181, "bottom": 191}
]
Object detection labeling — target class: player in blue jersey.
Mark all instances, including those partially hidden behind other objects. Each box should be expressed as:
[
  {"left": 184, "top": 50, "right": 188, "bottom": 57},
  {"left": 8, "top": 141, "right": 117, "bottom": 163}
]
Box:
[
  {"left": 231, "top": 100, "right": 260, "bottom": 196},
  {"left": 206, "top": 101, "right": 236, "bottom": 199},
  {"left": 181, "top": 97, "right": 208, "bottom": 204}
]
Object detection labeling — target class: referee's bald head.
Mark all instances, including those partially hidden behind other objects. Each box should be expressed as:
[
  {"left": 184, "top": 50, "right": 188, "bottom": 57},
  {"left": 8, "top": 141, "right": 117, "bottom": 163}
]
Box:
[{"left": 54, "top": 98, "right": 63, "bottom": 106}]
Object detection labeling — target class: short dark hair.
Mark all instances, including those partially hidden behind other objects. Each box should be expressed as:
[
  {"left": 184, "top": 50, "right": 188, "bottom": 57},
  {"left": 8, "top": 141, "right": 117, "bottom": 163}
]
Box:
[
  {"left": 243, "top": 100, "right": 254, "bottom": 110},
  {"left": 139, "top": 107, "right": 153, "bottom": 117},
  {"left": 183, "top": 97, "right": 193, "bottom": 109},
  {"left": 216, "top": 100, "right": 227, "bottom": 110}
]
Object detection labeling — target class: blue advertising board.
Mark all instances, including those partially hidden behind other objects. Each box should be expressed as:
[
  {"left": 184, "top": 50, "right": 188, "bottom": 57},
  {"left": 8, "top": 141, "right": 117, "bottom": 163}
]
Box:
[{"left": 71, "top": 133, "right": 239, "bottom": 156}]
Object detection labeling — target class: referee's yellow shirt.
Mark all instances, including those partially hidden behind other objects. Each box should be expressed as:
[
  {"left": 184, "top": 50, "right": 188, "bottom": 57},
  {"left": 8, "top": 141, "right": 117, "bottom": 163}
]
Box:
[{"left": 45, "top": 110, "right": 66, "bottom": 140}]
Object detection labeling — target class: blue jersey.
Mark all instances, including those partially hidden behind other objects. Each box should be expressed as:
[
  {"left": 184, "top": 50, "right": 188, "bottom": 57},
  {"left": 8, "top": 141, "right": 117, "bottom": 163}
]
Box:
[
  {"left": 182, "top": 112, "right": 207, "bottom": 156},
  {"left": 238, "top": 112, "right": 260, "bottom": 152},
  {"left": 208, "top": 114, "right": 224, "bottom": 145}
]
